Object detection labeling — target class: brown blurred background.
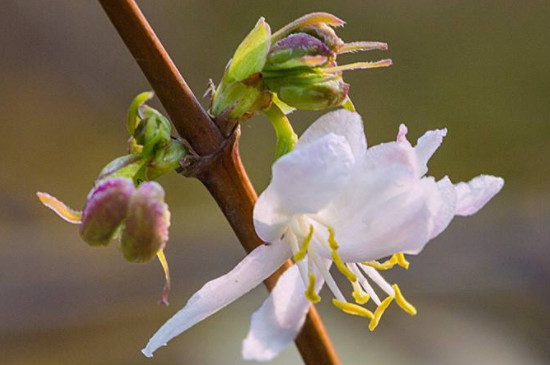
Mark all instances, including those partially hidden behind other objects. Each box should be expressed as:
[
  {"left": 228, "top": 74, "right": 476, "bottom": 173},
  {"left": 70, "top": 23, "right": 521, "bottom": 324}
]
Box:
[{"left": 1, "top": 0, "right": 549, "bottom": 364}]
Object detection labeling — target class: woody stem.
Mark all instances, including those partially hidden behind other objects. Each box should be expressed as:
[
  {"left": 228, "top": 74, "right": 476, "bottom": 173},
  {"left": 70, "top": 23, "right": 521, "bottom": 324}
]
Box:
[{"left": 96, "top": 1, "right": 341, "bottom": 364}]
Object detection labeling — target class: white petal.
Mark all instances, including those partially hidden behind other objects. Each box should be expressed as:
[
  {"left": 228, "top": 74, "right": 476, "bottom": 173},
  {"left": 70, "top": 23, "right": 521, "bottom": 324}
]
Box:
[
  {"left": 242, "top": 261, "right": 327, "bottom": 361},
  {"left": 414, "top": 128, "right": 447, "bottom": 176},
  {"left": 429, "top": 176, "right": 458, "bottom": 239},
  {"left": 297, "top": 109, "right": 367, "bottom": 158},
  {"left": 254, "top": 134, "right": 354, "bottom": 242},
  {"left": 454, "top": 175, "right": 504, "bottom": 216},
  {"left": 335, "top": 177, "right": 441, "bottom": 262},
  {"left": 142, "top": 241, "right": 291, "bottom": 357}
]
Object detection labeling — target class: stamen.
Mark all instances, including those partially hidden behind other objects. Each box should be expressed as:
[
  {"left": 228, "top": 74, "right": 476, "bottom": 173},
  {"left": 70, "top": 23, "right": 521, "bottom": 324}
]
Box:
[
  {"left": 368, "top": 295, "right": 394, "bottom": 331},
  {"left": 293, "top": 225, "right": 314, "bottom": 262},
  {"left": 156, "top": 249, "right": 171, "bottom": 306},
  {"left": 327, "top": 227, "right": 357, "bottom": 282},
  {"left": 394, "top": 253, "right": 410, "bottom": 269},
  {"left": 392, "top": 284, "right": 417, "bottom": 315},
  {"left": 332, "top": 299, "right": 374, "bottom": 320},
  {"left": 360, "top": 264, "right": 395, "bottom": 296},
  {"left": 364, "top": 253, "right": 410, "bottom": 270},
  {"left": 349, "top": 263, "right": 381, "bottom": 305},
  {"left": 287, "top": 230, "right": 309, "bottom": 288},
  {"left": 339, "top": 41, "right": 388, "bottom": 54},
  {"left": 309, "top": 250, "right": 346, "bottom": 302},
  {"left": 323, "top": 59, "right": 393, "bottom": 73},
  {"left": 305, "top": 273, "right": 321, "bottom": 303},
  {"left": 352, "top": 280, "right": 370, "bottom": 304}
]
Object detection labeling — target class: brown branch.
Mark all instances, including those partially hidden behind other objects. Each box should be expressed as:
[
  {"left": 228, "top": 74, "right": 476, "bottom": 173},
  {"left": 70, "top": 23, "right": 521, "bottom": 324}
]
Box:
[{"left": 96, "top": 1, "right": 341, "bottom": 364}]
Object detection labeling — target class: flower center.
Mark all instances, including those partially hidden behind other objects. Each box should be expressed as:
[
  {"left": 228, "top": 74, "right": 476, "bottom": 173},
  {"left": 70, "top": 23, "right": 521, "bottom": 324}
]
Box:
[{"left": 286, "top": 216, "right": 417, "bottom": 330}]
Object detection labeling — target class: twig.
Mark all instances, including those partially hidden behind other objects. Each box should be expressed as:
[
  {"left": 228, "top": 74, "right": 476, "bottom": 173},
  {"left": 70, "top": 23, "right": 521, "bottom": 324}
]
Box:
[{"left": 96, "top": 1, "right": 341, "bottom": 364}]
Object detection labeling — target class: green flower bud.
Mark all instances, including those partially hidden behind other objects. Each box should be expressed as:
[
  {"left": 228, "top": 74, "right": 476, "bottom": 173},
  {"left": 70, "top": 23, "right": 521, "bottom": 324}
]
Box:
[
  {"left": 146, "top": 139, "right": 188, "bottom": 180},
  {"left": 133, "top": 106, "right": 172, "bottom": 157},
  {"left": 210, "top": 12, "right": 391, "bottom": 122}
]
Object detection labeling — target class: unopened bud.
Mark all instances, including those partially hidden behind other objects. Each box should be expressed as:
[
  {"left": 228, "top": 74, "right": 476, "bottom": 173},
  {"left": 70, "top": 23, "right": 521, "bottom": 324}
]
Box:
[
  {"left": 120, "top": 182, "right": 170, "bottom": 263},
  {"left": 79, "top": 178, "right": 135, "bottom": 247},
  {"left": 146, "top": 139, "right": 187, "bottom": 180}
]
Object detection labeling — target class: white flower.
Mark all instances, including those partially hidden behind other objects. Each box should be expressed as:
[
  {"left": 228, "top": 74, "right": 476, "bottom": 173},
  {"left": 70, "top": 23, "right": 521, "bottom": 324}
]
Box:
[{"left": 142, "top": 110, "right": 503, "bottom": 360}]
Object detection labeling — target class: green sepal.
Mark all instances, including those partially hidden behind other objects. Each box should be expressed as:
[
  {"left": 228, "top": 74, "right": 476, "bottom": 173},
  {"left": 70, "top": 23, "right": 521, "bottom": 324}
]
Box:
[
  {"left": 127, "top": 91, "right": 154, "bottom": 135},
  {"left": 97, "top": 154, "right": 147, "bottom": 182},
  {"left": 226, "top": 18, "right": 271, "bottom": 83}
]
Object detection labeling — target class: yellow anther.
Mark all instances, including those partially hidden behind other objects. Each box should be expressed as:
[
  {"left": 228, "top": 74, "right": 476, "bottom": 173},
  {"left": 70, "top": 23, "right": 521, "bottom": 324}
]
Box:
[
  {"left": 305, "top": 273, "right": 321, "bottom": 303},
  {"left": 392, "top": 284, "right": 417, "bottom": 315},
  {"left": 368, "top": 295, "right": 394, "bottom": 331},
  {"left": 327, "top": 226, "right": 339, "bottom": 250},
  {"left": 352, "top": 281, "right": 370, "bottom": 304},
  {"left": 394, "top": 253, "right": 410, "bottom": 269},
  {"left": 363, "top": 259, "right": 395, "bottom": 270},
  {"left": 331, "top": 251, "right": 357, "bottom": 282},
  {"left": 293, "top": 225, "right": 314, "bottom": 262},
  {"left": 332, "top": 299, "right": 374, "bottom": 320},
  {"left": 363, "top": 253, "right": 410, "bottom": 270}
]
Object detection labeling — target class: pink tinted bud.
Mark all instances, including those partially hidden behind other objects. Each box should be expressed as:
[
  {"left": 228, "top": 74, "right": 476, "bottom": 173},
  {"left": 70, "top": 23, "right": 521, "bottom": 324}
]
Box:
[
  {"left": 79, "top": 178, "right": 135, "bottom": 247},
  {"left": 120, "top": 182, "right": 170, "bottom": 263}
]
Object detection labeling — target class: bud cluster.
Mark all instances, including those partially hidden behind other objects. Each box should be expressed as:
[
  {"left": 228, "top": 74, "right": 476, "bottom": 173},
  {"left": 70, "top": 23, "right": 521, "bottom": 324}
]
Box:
[{"left": 210, "top": 12, "right": 391, "bottom": 122}]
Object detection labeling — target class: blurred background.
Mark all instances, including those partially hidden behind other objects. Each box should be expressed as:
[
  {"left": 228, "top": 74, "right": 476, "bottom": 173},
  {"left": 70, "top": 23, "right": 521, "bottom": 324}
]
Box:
[{"left": 1, "top": 0, "right": 549, "bottom": 364}]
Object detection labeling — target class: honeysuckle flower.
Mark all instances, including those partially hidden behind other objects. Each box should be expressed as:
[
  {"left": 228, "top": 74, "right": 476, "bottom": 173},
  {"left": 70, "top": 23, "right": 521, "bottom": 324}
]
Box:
[
  {"left": 142, "top": 109, "right": 503, "bottom": 359},
  {"left": 37, "top": 177, "right": 172, "bottom": 304},
  {"left": 210, "top": 12, "right": 391, "bottom": 123}
]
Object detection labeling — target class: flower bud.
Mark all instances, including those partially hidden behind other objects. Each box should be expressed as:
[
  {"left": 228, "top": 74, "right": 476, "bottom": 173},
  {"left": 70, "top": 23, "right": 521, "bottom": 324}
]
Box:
[
  {"left": 146, "top": 139, "right": 187, "bottom": 180},
  {"left": 120, "top": 182, "right": 170, "bottom": 263},
  {"left": 133, "top": 108, "right": 172, "bottom": 157},
  {"left": 79, "top": 178, "right": 135, "bottom": 247},
  {"left": 210, "top": 12, "right": 391, "bottom": 121}
]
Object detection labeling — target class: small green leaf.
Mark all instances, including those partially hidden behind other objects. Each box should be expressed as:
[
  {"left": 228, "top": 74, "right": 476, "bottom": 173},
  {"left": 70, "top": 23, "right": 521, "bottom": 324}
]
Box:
[{"left": 226, "top": 18, "right": 271, "bottom": 82}]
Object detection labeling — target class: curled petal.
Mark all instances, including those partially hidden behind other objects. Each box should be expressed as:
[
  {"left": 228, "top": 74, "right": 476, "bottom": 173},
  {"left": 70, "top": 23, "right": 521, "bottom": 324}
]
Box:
[
  {"left": 429, "top": 177, "right": 458, "bottom": 239},
  {"left": 37, "top": 192, "right": 82, "bottom": 224},
  {"left": 455, "top": 175, "right": 504, "bottom": 216},
  {"left": 272, "top": 12, "right": 345, "bottom": 43},
  {"left": 297, "top": 109, "right": 367, "bottom": 158},
  {"left": 142, "top": 241, "right": 292, "bottom": 358},
  {"left": 120, "top": 182, "right": 170, "bottom": 263},
  {"left": 79, "top": 178, "right": 134, "bottom": 246},
  {"left": 242, "top": 261, "right": 328, "bottom": 361},
  {"left": 254, "top": 134, "right": 354, "bottom": 242}
]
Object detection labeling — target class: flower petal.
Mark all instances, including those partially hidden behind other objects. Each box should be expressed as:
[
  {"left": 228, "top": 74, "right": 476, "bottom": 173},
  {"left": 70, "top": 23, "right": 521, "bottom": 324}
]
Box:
[
  {"left": 36, "top": 192, "right": 82, "bottom": 224},
  {"left": 454, "top": 175, "right": 504, "bottom": 216},
  {"left": 242, "top": 262, "right": 326, "bottom": 361},
  {"left": 254, "top": 134, "right": 354, "bottom": 242},
  {"left": 414, "top": 128, "right": 447, "bottom": 177},
  {"left": 141, "top": 241, "right": 292, "bottom": 358},
  {"left": 297, "top": 109, "right": 367, "bottom": 158},
  {"left": 429, "top": 176, "right": 458, "bottom": 239}
]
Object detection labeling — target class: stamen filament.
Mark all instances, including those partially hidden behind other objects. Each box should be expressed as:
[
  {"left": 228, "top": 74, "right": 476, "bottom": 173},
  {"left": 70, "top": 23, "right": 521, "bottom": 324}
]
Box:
[
  {"left": 287, "top": 230, "right": 309, "bottom": 288},
  {"left": 332, "top": 299, "right": 374, "bottom": 320},
  {"left": 360, "top": 264, "right": 395, "bottom": 296},
  {"left": 349, "top": 263, "right": 381, "bottom": 305},
  {"left": 309, "top": 250, "right": 346, "bottom": 302}
]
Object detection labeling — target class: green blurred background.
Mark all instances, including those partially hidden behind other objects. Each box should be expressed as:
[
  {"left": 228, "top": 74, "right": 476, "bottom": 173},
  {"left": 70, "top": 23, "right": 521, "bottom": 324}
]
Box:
[{"left": 1, "top": 0, "right": 549, "bottom": 364}]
